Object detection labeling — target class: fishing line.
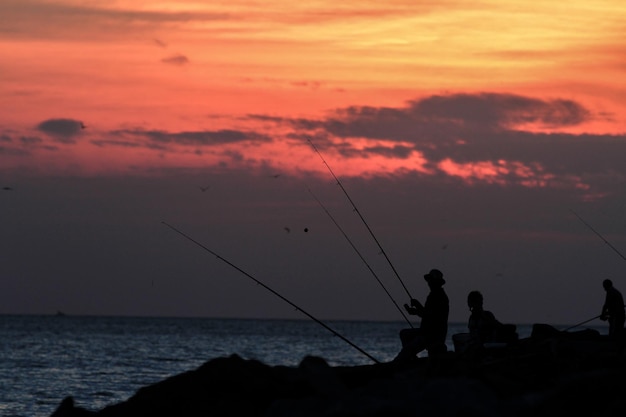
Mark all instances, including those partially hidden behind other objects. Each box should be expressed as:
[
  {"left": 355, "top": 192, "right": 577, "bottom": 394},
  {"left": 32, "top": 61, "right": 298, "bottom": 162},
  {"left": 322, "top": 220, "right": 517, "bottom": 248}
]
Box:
[
  {"left": 307, "top": 186, "right": 414, "bottom": 327},
  {"left": 561, "top": 314, "right": 602, "bottom": 332},
  {"left": 570, "top": 209, "right": 626, "bottom": 261},
  {"left": 162, "top": 221, "right": 380, "bottom": 364},
  {"left": 307, "top": 139, "right": 414, "bottom": 300}
]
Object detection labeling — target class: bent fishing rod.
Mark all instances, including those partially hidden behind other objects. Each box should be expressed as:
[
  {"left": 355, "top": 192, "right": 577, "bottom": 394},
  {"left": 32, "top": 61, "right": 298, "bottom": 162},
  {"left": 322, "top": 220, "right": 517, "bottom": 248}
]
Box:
[
  {"left": 307, "top": 139, "right": 414, "bottom": 300},
  {"left": 307, "top": 186, "right": 414, "bottom": 327},
  {"left": 161, "top": 221, "right": 380, "bottom": 364},
  {"left": 570, "top": 209, "right": 626, "bottom": 261}
]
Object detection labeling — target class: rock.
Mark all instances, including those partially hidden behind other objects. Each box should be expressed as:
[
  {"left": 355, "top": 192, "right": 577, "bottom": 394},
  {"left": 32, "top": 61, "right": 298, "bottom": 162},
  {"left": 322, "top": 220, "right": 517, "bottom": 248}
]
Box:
[
  {"left": 48, "top": 330, "right": 626, "bottom": 417},
  {"left": 50, "top": 397, "right": 96, "bottom": 417}
]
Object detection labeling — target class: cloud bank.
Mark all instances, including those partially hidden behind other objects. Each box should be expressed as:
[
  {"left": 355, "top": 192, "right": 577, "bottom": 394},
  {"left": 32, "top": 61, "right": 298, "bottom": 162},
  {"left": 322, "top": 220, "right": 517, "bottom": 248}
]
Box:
[{"left": 1, "top": 92, "right": 624, "bottom": 203}]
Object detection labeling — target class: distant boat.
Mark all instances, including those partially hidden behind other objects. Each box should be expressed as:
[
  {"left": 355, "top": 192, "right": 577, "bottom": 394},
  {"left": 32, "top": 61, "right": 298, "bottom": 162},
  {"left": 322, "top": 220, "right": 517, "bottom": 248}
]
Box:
[{"left": 55, "top": 310, "right": 66, "bottom": 317}]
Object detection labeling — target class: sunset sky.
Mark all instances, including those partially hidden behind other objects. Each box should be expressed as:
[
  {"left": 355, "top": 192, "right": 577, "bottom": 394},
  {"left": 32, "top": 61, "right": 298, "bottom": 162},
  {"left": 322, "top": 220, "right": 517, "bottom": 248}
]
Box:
[{"left": 1, "top": 0, "right": 625, "bottom": 328}]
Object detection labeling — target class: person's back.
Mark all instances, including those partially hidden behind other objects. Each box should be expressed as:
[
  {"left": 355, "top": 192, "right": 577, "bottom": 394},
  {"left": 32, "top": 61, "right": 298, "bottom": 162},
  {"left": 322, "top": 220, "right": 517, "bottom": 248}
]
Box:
[
  {"left": 469, "top": 309, "right": 499, "bottom": 344},
  {"left": 421, "top": 284, "right": 449, "bottom": 348},
  {"left": 467, "top": 291, "right": 500, "bottom": 345}
]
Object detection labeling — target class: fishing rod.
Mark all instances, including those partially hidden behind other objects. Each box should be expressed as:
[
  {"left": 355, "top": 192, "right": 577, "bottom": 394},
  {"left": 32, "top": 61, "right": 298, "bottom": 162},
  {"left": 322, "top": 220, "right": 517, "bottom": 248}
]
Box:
[
  {"left": 570, "top": 209, "right": 626, "bottom": 261},
  {"left": 561, "top": 314, "right": 602, "bottom": 332},
  {"left": 307, "top": 139, "right": 414, "bottom": 300},
  {"left": 161, "top": 221, "right": 380, "bottom": 364},
  {"left": 307, "top": 186, "right": 414, "bottom": 327}
]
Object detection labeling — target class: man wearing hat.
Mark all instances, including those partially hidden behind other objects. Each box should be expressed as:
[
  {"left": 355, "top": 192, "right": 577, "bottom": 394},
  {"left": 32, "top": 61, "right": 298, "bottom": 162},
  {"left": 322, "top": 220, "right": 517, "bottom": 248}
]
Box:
[{"left": 393, "top": 268, "right": 449, "bottom": 362}]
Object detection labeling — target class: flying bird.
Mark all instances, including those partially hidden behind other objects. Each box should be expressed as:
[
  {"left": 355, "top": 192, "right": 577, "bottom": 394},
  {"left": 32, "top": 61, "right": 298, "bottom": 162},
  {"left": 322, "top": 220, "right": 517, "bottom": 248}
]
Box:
[
  {"left": 2, "top": 187, "right": 13, "bottom": 191},
  {"left": 284, "top": 227, "right": 291, "bottom": 233},
  {"left": 80, "top": 122, "right": 87, "bottom": 129},
  {"left": 199, "top": 186, "right": 210, "bottom": 192},
  {"left": 270, "top": 174, "right": 281, "bottom": 178}
]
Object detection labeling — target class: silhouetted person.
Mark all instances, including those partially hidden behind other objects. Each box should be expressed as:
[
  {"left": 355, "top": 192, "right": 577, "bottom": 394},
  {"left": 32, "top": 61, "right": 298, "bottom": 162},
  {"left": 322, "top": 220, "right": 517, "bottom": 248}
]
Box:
[
  {"left": 467, "top": 291, "right": 502, "bottom": 348},
  {"left": 394, "top": 268, "right": 449, "bottom": 362},
  {"left": 453, "top": 290, "right": 518, "bottom": 356},
  {"left": 600, "top": 279, "right": 625, "bottom": 341}
]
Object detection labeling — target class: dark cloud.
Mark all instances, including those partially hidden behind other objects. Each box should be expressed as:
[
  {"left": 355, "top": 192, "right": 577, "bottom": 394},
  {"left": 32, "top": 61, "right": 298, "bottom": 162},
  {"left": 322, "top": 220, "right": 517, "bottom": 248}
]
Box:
[
  {"left": 275, "top": 92, "right": 626, "bottom": 196},
  {"left": 0, "top": 133, "right": 60, "bottom": 154},
  {"left": 20, "top": 136, "right": 43, "bottom": 145},
  {"left": 115, "top": 129, "right": 272, "bottom": 147},
  {"left": 303, "top": 93, "right": 592, "bottom": 143},
  {"left": 36, "top": 118, "right": 84, "bottom": 143},
  {"left": 409, "top": 93, "right": 591, "bottom": 129},
  {"left": 91, "top": 139, "right": 145, "bottom": 148},
  {"left": 362, "top": 144, "right": 414, "bottom": 159},
  {"left": 282, "top": 93, "right": 614, "bottom": 166},
  {"left": 18, "top": 135, "right": 59, "bottom": 152},
  {"left": 246, "top": 114, "right": 287, "bottom": 123},
  {"left": 0, "top": 145, "right": 29, "bottom": 156},
  {"left": 161, "top": 54, "right": 190, "bottom": 66}
]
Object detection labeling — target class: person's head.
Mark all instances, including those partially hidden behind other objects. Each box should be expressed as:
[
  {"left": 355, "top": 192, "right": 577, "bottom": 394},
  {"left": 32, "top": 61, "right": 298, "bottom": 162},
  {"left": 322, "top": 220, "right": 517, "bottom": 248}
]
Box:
[
  {"left": 467, "top": 291, "right": 484, "bottom": 312},
  {"left": 603, "top": 279, "right": 613, "bottom": 291},
  {"left": 424, "top": 269, "right": 445, "bottom": 288}
]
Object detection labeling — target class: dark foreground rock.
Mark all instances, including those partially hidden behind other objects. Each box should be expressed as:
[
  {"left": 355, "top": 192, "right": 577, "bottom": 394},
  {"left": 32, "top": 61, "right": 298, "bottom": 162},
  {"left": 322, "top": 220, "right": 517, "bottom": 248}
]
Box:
[{"left": 50, "top": 327, "right": 626, "bottom": 417}]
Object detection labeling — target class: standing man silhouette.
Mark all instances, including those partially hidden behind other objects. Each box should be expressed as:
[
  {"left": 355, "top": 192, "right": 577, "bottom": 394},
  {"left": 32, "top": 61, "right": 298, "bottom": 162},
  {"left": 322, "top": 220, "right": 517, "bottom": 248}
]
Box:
[{"left": 600, "top": 279, "right": 625, "bottom": 342}]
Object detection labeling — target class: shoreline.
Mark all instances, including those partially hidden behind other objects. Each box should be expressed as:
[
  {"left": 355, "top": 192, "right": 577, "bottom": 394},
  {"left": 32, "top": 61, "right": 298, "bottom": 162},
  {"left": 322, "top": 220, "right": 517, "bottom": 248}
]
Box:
[{"left": 50, "top": 325, "right": 626, "bottom": 417}]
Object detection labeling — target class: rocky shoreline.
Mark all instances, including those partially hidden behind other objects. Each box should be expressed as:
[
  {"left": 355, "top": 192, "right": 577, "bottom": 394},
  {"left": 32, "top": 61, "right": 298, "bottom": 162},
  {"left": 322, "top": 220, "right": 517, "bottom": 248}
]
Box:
[{"left": 50, "top": 325, "right": 626, "bottom": 417}]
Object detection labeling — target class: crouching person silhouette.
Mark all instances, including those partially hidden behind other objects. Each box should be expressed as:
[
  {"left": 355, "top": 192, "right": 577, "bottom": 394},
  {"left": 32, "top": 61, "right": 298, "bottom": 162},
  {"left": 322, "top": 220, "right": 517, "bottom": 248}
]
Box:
[{"left": 393, "top": 269, "right": 449, "bottom": 363}]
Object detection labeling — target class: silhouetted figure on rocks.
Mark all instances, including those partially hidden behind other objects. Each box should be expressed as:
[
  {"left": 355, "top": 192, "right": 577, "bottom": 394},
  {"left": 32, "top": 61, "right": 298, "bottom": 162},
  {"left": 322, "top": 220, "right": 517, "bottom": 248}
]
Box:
[
  {"left": 453, "top": 290, "right": 518, "bottom": 357},
  {"left": 600, "top": 279, "right": 625, "bottom": 341},
  {"left": 467, "top": 290, "right": 502, "bottom": 348},
  {"left": 393, "top": 268, "right": 449, "bottom": 362}
]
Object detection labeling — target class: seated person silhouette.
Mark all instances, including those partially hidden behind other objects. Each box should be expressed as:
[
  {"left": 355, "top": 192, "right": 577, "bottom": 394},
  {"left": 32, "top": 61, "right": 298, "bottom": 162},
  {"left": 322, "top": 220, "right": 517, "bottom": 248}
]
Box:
[
  {"left": 453, "top": 290, "right": 517, "bottom": 357},
  {"left": 393, "top": 269, "right": 449, "bottom": 363}
]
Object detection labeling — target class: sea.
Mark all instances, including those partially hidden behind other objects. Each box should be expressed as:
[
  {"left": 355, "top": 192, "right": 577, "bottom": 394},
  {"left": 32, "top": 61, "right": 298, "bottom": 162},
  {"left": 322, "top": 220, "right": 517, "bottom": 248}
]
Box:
[{"left": 0, "top": 315, "right": 607, "bottom": 417}]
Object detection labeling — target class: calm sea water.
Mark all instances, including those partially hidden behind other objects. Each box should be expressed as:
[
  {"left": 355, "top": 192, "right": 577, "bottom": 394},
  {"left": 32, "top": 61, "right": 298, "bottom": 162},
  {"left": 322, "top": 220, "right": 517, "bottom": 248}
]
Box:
[{"left": 0, "top": 315, "right": 602, "bottom": 417}]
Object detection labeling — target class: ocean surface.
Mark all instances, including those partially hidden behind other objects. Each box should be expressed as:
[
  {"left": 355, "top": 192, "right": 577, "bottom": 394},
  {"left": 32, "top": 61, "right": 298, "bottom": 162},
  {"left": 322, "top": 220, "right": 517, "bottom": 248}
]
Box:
[{"left": 0, "top": 315, "right": 607, "bottom": 417}]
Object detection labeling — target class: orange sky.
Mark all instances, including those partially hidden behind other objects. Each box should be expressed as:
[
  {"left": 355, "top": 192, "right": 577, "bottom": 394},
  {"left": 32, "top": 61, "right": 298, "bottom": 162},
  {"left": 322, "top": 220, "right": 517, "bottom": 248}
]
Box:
[{"left": 1, "top": 0, "right": 625, "bottom": 179}]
